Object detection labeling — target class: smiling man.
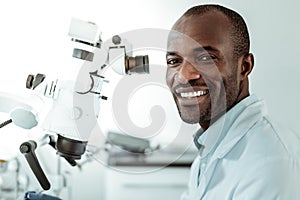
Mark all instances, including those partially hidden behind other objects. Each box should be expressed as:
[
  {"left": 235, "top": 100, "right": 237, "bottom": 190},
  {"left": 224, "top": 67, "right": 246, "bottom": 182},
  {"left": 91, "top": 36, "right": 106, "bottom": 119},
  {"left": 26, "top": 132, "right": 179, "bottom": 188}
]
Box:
[{"left": 166, "top": 4, "right": 300, "bottom": 200}]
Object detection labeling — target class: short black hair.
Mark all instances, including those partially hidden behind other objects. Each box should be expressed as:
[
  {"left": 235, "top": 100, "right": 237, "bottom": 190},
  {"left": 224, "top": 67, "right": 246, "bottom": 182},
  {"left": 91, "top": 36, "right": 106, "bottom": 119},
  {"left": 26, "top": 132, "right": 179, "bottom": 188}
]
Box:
[{"left": 178, "top": 4, "right": 250, "bottom": 59}]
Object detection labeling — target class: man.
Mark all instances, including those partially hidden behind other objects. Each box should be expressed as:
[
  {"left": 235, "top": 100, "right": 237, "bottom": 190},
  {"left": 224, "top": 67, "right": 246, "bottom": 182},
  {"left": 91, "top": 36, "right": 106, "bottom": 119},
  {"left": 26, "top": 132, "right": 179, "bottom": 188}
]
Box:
[{"left": 166, "top": 4, "right": 300, "bottom": 199}]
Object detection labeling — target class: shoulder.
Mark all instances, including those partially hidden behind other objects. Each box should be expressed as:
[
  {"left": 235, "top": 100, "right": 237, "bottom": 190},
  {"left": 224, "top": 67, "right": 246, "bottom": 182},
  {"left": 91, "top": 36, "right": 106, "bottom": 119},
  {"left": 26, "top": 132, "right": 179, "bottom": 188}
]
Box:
[
  {"left": 228, "top": 117, "right": 300, "bottom": 198},
  {"left": 238, "top": 115, "right": 300, "bottom": 160},
  {"left": 232, "top": 156, "right": 300, "bottom": 199}
]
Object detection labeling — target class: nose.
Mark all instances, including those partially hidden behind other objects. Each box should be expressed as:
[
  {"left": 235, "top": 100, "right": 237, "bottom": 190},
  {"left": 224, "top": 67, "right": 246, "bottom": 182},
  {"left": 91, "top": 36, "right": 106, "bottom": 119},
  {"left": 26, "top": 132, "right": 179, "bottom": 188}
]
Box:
[{"left": 176, "top": 60, "right": 200, "bottom": 83}]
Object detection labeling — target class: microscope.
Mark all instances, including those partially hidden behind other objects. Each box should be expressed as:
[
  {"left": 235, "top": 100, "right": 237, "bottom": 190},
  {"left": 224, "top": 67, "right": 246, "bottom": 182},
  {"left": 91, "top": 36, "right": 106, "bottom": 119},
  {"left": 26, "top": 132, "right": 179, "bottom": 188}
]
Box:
[{"left": 0, "top": 18, "right": 149, "bottom": 198}]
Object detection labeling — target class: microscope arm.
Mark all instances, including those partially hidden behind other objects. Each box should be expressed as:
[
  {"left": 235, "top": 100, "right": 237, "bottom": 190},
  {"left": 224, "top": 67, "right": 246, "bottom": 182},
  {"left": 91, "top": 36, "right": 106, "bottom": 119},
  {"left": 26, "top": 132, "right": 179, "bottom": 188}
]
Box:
[{"left": 20, "top": 140, "right": 51, "bottom": 190}]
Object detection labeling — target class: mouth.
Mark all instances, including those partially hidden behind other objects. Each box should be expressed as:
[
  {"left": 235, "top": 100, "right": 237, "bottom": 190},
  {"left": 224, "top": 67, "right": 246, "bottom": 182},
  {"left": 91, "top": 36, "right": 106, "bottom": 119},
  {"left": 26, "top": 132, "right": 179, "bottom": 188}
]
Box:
[
  {"left": 179, "top": 90, "right": 209, "bottom": 98},
  {"left": 175, "top": 87, "right": 209, "bottom": 106}
]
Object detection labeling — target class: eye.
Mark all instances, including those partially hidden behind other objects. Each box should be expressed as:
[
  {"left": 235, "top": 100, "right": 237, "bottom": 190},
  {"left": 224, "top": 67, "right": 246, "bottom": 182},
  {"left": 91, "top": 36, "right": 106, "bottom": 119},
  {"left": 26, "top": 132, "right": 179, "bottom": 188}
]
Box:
[
  {"left": 195, "top": 54, "right": 217, "bottom": 64},
  {"left": 167, "top": 57, "right": 182, "bottom": 67}
]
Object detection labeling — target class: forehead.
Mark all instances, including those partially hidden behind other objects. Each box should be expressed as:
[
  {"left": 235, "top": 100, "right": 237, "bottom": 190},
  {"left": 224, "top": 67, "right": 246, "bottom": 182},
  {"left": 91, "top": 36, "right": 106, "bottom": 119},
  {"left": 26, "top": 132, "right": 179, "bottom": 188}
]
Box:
[{"left": 168, "top": 11, "right": 232, "bottom": 53}]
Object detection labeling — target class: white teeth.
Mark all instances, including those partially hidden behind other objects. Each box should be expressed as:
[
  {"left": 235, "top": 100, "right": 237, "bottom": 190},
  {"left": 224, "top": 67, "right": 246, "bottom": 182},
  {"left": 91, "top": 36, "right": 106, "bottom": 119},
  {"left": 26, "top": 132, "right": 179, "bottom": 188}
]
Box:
[{"left": 180, "top": 90, "right": 207, "bottom": 98}]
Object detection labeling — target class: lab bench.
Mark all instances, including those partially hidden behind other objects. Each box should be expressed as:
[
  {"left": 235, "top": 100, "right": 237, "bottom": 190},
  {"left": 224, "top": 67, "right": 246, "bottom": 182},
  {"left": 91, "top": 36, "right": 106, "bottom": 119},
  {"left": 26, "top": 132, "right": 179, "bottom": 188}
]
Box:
[{"left": 103, "top": 147, "right": 196, "bottom": 200}]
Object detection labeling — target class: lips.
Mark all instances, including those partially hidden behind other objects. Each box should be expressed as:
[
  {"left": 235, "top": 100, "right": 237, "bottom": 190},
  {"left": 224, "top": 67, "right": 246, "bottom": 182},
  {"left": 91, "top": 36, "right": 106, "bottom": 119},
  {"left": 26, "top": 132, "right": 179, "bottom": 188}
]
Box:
[
  {"left": 179, "top": 90, "right": 208, "bottom": 98},
  {"left": 174, "top": 87, "right": 209, "bottom": 106},
  {"left": 175, "top": 86, "right": 209, "bottom": 97}
]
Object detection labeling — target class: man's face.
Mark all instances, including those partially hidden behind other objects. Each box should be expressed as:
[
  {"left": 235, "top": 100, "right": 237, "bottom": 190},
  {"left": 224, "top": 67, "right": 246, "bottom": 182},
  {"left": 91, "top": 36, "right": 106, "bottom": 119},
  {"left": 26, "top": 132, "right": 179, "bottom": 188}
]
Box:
[{"left": 166, "top": 12, "right": 240, "bottom": 127}]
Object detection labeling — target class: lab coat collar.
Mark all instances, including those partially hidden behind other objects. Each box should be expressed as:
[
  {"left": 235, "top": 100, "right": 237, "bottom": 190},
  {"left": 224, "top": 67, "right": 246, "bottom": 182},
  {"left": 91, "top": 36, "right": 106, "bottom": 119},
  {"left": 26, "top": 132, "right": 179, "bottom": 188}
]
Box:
[
  {"left": 193, "top": 94, "right": 267, "bottom": 159},
  {"left": 193, "top": 95, "right": 267, "bottom": 199}
]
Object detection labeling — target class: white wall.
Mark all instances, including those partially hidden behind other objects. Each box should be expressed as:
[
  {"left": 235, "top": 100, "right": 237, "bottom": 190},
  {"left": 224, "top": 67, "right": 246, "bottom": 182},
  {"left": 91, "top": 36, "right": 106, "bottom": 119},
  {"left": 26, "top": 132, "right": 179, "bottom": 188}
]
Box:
[
  {"left": 0, "top": 0, "right": 299, "bottom": 199},
  {"left": 1, "top": 0, "right": 299, "bottom": 133},
  {"left": 1, "top": 0, "right": 299, "bottom": 136}
]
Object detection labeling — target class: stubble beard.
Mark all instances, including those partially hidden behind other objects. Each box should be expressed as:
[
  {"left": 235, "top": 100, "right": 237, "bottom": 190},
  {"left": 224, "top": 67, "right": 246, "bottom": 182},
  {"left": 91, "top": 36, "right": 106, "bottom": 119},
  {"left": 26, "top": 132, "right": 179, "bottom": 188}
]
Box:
[
  {"left": 174, "top": 69, "right": 239, "bottom": 126},
  {"left": 174, "top": 95, "right": 211, "bottom": 124}
]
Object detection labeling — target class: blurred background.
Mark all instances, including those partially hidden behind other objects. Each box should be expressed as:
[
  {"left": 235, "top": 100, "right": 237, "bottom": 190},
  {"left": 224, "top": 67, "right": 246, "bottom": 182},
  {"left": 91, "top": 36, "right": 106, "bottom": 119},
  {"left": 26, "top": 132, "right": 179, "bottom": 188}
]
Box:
[{"left": 0, "top": 0, "right": 299, "bottom": 199}]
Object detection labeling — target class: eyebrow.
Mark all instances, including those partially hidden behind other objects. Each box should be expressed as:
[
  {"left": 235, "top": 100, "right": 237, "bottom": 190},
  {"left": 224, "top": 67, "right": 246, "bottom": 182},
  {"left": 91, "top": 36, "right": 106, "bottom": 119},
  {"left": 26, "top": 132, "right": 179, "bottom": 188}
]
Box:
[
  {"left": 166, "top": 51, "right": 179, "bottom": 57},
  {"left": 166, "top": 46, "right": 219, "bottom": 57}
]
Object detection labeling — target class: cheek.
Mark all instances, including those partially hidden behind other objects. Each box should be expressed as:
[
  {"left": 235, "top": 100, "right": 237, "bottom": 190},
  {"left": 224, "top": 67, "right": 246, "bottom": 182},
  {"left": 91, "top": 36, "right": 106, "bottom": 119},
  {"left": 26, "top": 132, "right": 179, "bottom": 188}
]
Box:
[
  {"left": 166, "top": 68, "right": 177, "bottom": 88},
  {"left": 201, "top": 68, "right": 224, "bottom": 89}
]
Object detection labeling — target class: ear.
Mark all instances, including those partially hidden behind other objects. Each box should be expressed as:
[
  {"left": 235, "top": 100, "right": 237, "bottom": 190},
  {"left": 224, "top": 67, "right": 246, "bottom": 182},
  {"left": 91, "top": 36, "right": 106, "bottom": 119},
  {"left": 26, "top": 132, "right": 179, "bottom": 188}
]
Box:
[{"left": 240, "top": 53, "right": 254, "bottom": 79}]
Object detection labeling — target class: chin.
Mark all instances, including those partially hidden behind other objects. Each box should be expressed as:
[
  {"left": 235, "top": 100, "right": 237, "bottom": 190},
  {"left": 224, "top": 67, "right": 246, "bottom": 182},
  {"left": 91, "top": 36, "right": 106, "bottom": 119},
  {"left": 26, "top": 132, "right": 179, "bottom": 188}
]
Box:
[
  {"left": 181, "top": 117, "right": 200, "bottom": 124},
  {"left": 178, "top": 110, "right": 201, "bottom": 124}
]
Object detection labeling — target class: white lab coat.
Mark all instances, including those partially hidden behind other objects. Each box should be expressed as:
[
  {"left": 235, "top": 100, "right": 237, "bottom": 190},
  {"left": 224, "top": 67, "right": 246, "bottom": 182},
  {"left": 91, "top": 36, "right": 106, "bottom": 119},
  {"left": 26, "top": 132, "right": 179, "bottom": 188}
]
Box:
[{"left": 181, "top": 95, "right": 300, "bottom": 200}]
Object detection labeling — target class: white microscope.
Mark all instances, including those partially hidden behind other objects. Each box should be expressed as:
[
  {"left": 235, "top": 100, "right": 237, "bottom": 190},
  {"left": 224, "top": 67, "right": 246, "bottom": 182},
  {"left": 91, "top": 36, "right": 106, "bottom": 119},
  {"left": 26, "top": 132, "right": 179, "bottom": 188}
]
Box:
[{"left": 0, "top": 18, "right": 149, "bottom": 199}]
